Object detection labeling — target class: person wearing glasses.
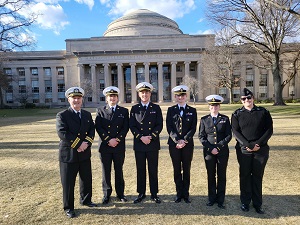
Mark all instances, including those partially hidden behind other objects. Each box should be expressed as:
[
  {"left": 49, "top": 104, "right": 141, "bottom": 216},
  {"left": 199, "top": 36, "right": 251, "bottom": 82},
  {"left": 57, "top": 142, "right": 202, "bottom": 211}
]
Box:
[
  {"left": 199, "top": 95, "right": 232, "bottom": 209},
  {"left": 166, "top": 85, "right": 197, "bottom": 203},
  {"left": 231, "top": 88, "right": 273, "bottom": 214},
  {"left": 95, "top": 86, "right": 129, "bottom": 205}
]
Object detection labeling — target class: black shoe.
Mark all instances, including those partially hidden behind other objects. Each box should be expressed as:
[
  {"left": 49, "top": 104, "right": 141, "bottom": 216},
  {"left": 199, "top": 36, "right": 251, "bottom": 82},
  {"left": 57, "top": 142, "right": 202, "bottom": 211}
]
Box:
[
  {"left": 65, "top": 209, "right": 76, "bottom": 218},
  {"left": 133, "top": 194, "right": 146, "bottom": 204},
  {"left": 184, "top": 198, "right": 191, "bottom": 203},
  {"left": 255, "top": 207, "right": 265, "bottom": 214},
  {"left": 206, "top": 201, "right": 215, "bottom": 206},
  {"left": 150, "top": 196, "right": 161, "bottom": 204},
  {"left": 174, "top": 197, "right": 181, "bottom": 203},
  {"left": 117, "top": 196, "right": 128, "bottom": 202},
  {"left": 241, "top": 204, "right": 249, "bottom": 212},
  {"left": 218, "top": 204, "right": 225, "bottom": 209},
  {"left": 102, "top": 197, "right": 110, "bottom": 204},
  {"left": 82, "top": 201, "right": 98, "bottom": 207}
]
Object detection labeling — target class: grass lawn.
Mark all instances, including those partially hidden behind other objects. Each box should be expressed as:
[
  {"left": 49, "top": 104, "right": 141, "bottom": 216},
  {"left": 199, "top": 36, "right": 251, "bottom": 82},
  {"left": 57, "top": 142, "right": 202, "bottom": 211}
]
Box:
[{"left": 0, "top": 103, "right": 299, "bottom": 224}]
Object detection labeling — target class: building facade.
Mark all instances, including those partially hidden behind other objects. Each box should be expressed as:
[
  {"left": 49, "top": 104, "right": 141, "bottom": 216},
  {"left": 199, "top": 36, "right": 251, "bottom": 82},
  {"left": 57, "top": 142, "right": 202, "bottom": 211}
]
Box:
[{"left": 1, "top": 9, "right": 299, "bottom": 107}]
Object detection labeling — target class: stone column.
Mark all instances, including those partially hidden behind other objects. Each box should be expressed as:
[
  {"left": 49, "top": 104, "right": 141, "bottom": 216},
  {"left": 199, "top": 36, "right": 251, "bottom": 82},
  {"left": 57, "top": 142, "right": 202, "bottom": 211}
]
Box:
[
  {"left": 144, "top": 62, "right": 150, "bottom": 82},
  {"left": 197, "top": 61, "right": 204, "bottom": 101},
  {"left": 184, "top": 61, "right": 191, "bottom": 76},
  {"left": 130, "top": 63, "right": 137, "bottom": 103},
  {"left": 51, "top": 66, "right": 58, "bottom": 103},
  {"left": 38, "top": 67, "right": 45, "bottom": 104},
  {"left": 117, "top": 63, "right": 124, "bottom": 103},
  {"left": 90, "top": 64, "right": 98, "bottom": 103},
  {"left": 157, "top": 62, "right": 164, "bottom": 103},
  {"left": 103, "top": 63, "right": 111, "bottom": 87},
  {"left": 171, "top": 61, "right": 177, "bottom": 102},
  {"left": 77, "top": 64, "right": 84, "bottom": 86},
  {"left": 25, "top": 67, "right": 32, "bottom": 100}
]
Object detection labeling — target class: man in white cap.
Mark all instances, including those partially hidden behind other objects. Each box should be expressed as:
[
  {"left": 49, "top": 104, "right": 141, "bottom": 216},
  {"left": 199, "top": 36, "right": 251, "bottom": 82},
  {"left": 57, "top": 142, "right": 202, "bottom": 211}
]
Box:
[
  {"left": 231, "top": 88, "right": 273, "bottom": 214},
  {"left": 166, "top": 85, "right": 197, "bottom": 203},
  {"left": 95, "top": 86, "right": 129, "bottom": 204},
  {"left": 129, "top": 82, "right": 163, "bottom": 204},
  {"left": 199, "top": 94, "right": 232, "bottom": 209},
  {"left": 56, "top": 87, "right": 97, "bottom": 218}
]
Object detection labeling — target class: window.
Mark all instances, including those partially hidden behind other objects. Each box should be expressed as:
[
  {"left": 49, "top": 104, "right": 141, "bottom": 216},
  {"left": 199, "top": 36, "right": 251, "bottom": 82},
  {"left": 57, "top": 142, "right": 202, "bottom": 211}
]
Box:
[
  {"left": 87, "top": 97, "right": 92, "bottom": 102},
  {"left": 190, "top": 65, "right": 195, "bottom": 71},
  {"left": 44, "top": 67, "right": 51, "bottom": 76},
  {"left": 4, "top": 68, "right": 12, "bottom": 75},
  {"left": 32, "top": 80, "right": 39, "bottom": 93},
  {"left": 45, "top": 80, "right": 52, "bottom": 92},
  {"left": 259, "top": 74, "right": 267, "bottom": 86},
  {"left": 6, "top": 93, "right": 13, "bottom": 103},
  {"left": 176, "top": 77, "right": 182, "bottom": 85},
  {"left": 6, "top": 85, "right": 13, "bottom": 93},
  {"left": 176, "top": 66, "right": 182, "bottom": 72},
  {"left": 31, "top": 67, "right": 38, "bottom": 76},
  {"left": 45, "top": 98, "right": 52, "bottom": 103},
  {"left": 246, "top": 81, "right": 253, "bottom": 87},
  {"left": 58, "top": 84, "right": 65, "bottom": 92},
  {"left": 99, "top": 79, "right": 105, "bottom": 90},
  {"left": 18, "top": 68, "right": 25, "bottom": 76},
  {"left": 57, "top": 67, "right": 64, "bottom": 75},
  {"left": 19, "top": 81, "right": 26, "bottom": 93}
]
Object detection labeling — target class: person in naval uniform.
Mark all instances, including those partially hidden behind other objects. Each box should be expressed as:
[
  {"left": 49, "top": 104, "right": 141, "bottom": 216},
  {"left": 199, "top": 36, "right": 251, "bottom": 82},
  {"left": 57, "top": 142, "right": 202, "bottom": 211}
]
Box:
[
  {"left": 166, "top": 85, "right": 197, "bottom": 203},
  {"left": 129, "top": 82, "right": 163, "bottom": 204},
  {"left": 95, "top": 86, "right": 129, "bottom": 204},
  {"left": 198, "top": 94, "right": 232, "bottom": 209},
  {"left": 56, "top": 87, "right": 97, "bottom": 218}
]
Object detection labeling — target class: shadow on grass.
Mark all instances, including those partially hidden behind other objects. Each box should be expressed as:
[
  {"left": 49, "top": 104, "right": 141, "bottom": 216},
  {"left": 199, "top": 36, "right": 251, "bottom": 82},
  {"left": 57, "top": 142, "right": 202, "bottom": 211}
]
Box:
[{"left": 76, "top": 194, "right": 300, "bottom": 218}]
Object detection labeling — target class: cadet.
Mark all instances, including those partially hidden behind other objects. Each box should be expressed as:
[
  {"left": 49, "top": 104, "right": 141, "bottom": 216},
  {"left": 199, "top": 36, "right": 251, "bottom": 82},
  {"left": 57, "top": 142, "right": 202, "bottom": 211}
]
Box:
[
  {"left": 129, "top": 82, "right": 163, "bottom": 204},
  {"left": 199, "top": 95, "right": 232, "bottom": 209},
  {"left": 56, "top": 87, "right": 97, "bottom": 218},
  {"left": 166, "top": 85, "right": 197, "bottom": 203},
  {"left": 231, "top": 88, "right": 273, "bottom": 214},
  {"left": 95, "top": 86, "right": 129, "bottom": 204}
]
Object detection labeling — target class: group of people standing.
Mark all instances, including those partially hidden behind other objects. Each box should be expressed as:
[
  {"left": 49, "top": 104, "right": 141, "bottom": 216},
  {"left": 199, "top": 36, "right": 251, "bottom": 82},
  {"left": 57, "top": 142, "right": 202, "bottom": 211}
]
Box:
[{"left": 56, "top": 82, "right": 273, "bottom": 218}]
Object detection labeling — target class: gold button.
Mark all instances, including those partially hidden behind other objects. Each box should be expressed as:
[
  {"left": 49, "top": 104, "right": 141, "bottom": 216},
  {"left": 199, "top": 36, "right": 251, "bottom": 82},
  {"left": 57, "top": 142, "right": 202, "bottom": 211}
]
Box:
[
  {"left": 108, "top": 125, "right": 110, "bottom": 128},
  {"left": 141, "top": 122, "right": 143, "bottom": 124},
  {"left": 108, "top": 131, "right": 110, "bottom": 133},
  {"left": 117, "top": 126, "right": 118, "bottom": 128},
  {"left": 149, "top": 128, "right": 151, "bottom": 130},
  {"left": 141, "top": 128, "right": 143, "bottom": 130},
  {"left": 149, "top": 122, "right": 151, "bottom": 124}
]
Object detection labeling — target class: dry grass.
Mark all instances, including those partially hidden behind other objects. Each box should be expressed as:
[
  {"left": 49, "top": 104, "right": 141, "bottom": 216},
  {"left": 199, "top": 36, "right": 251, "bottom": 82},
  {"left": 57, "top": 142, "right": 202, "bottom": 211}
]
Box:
[{"left": 0, "top": 104, "right": 300, "bottom": 225}]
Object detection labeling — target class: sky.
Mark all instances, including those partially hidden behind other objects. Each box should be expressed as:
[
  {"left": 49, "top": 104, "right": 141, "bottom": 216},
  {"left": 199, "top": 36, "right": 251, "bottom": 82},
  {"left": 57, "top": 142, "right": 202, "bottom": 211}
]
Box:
[{"left": 25, "top": 0, "right": 213, "bottom": 51}]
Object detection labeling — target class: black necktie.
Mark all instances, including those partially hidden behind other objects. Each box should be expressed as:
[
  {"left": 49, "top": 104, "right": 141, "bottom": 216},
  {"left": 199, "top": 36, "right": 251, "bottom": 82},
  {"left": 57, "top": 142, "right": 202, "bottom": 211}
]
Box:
[
  {"left": 144, "top": 105, "right": 147, "bottom": 111},
  {"left": 76, "top": 111, "right": 81, "bottom": 119},
  {"left": 180, "top": 107, "right": 184, "bottom": 116},
  {"left": 111, "top": 107, "right": 115, "bottom": 113},
  {"left": 213, "top": 117, "right": 217, "bottom": 124}
]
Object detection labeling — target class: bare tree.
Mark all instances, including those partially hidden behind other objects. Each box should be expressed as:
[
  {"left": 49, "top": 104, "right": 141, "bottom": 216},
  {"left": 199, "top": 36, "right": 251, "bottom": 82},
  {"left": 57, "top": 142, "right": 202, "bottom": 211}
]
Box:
[
  {"left": 265, "top": 0, "right": 300, "bottom": 19},
  {"left": 181, "top": 74, "right": 201, "bottom": 104},
  {"left": 0, "top": 0, "right": 37, "bottom": 51},
  {"left": 207, "top": 0, "right": 300, "bottom": 105},
  {"left": 201, "top": 28, "right": 248, "bottom": 104},
  {"left": 0, "top": 65, "right": 9, "bottom": 107}
]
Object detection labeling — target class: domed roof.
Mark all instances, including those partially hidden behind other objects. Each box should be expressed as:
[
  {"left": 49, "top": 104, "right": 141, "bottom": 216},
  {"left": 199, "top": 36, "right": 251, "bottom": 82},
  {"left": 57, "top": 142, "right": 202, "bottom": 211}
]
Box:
[{"left": 104, "top": 9, "right": 183, "bottom": 37}]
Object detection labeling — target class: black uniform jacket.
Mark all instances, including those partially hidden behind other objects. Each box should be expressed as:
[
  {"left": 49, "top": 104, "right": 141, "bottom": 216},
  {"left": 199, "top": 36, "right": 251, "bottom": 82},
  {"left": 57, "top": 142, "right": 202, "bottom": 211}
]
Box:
[
  {"left": 231, "top": 105, "right": 273, "bottom": 155},
  {"left": 95, "top": 104, "right": 129, "bottom": 153},
  {"left": 129, "top": 102, "right": 163, "bottom": 152},
  {"left": 166, "top": 104, "right": 197, "bottom": 148},
  {"left": 199, "top": 113, "right": 232, "bottom": 155},
  {"left": 56, "top": 107, "right": 95, "bottom": 163}
]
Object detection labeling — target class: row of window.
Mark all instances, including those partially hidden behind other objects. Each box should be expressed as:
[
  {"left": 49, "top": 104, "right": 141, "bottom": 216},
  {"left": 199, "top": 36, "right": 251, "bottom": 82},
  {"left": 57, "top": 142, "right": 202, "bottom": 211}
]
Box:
[{"left": 3, "top": 67, "right": 64, "bottom": 77}]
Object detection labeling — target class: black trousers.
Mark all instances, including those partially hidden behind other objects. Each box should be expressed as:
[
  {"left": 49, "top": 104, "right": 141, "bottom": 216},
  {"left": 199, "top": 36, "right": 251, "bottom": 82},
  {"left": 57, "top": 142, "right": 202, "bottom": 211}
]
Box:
[
  {"left": 236, "top": 149, "right": 269, "bottom": 207},
  {"left": 204, "top": 152, "right": 228, "bottom": 204},
  {"left": 100, "top": 151, "right": 125, "bottom": 198},
  {"left": 134, "top": 150, "right": 159, "bottom": 197},
  {"left": 59, "top": 159, "right": 92, "bottom": 210},
  {"left": 169, "top": 146, "right": 194, "bottom": 198}
]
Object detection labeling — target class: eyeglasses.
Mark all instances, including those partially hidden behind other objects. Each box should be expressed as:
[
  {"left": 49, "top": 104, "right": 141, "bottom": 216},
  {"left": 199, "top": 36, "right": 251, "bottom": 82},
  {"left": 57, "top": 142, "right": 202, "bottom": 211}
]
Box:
[{"left": 240, "top": 96, "right": 252, "bottom": 101}]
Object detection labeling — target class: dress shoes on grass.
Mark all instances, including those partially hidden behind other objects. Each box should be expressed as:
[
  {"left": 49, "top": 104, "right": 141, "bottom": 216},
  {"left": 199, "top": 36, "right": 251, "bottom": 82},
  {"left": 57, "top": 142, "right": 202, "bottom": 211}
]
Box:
[
  {"left": 102, "top": 197, "right": 110, "bottom": 204},
  {"left": 117, "top": 196, "right": 128, "bottom": 202},
  {"left": 241, "top": 204, "right": 249, "bottom": 212},
  {"left": 150, "top": 196, "right": 161, "bottom": 204},
  {"left": 133, "top": 194, "right": 146, "bottom": 204},
  {"left": 65, "top": 209, "right": 76, "bottom": 218}
]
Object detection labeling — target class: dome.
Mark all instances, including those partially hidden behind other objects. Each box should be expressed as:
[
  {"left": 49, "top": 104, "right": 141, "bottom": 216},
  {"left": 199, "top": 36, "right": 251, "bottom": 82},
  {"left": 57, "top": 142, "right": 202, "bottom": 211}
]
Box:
[{"left": 104, "top": 9, "right": 183, "bottom": 37}]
